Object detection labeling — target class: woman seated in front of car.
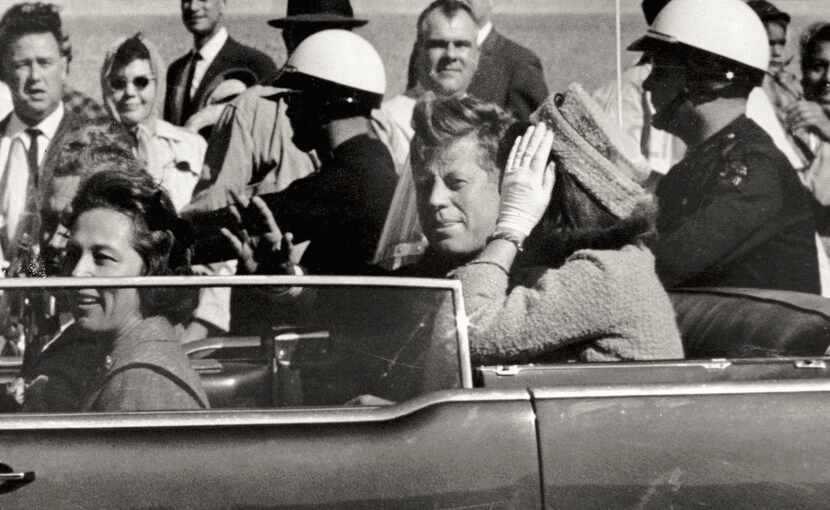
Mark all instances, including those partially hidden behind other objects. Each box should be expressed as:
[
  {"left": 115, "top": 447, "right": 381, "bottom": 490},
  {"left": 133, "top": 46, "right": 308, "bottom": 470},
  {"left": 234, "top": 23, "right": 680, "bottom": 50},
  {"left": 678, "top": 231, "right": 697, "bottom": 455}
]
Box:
[
  {"left": 408, "top": 93, "right": 684, "bottom": 363},
  {"left": 23, "top": 166, "right": 209, "bottom": 412}
]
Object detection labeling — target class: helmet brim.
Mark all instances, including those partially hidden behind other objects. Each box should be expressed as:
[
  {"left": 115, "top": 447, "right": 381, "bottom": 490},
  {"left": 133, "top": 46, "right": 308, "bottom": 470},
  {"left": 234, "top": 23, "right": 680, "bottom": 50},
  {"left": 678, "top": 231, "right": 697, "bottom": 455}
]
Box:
[
  {"left": 627, "top": 30, "right": 677, "bottom": 52},
  {"left": 267, "top": 15, "right": 368, "bottom": 29}
]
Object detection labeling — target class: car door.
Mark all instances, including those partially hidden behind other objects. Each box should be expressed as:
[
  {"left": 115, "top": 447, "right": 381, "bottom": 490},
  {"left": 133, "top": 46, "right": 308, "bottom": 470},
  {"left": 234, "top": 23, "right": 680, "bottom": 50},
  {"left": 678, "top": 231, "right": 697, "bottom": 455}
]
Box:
[
  {"left": 522, "top": 364, "right": 830, "bottom": 509},
  {"left": 0, "top": 390, "right": 541, "bottom": 509},
  {"left": 0, "top": 276, "right": 543, "bottom": 509}
]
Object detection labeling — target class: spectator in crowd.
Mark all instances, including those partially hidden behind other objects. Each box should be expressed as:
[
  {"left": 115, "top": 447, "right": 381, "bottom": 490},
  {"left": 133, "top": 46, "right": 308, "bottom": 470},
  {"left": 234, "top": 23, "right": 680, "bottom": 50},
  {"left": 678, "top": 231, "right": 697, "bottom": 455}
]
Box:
[
  {"left": 787, "top": 23, "right": 830, "bottom": 247},
  {"left": 374, "top": 0, "right": 482, "bottom": 270},
  {"left": 104, "top": 33, "right": 243, "bottom": 342},
  {"left": 0, "top": 2, "right": 89, "bottom": 270},
  {"left": 182, "top": 0, "right": 370, "bottom": 218},
  {"left": 405, "top": 0, "right": 547, "bottom": 122},
  {"left": 23, "top": 165, "right": 209, "bottom": 412},
  {"left": 0, "top": 4, "right": 109, "bottom": 125},
  {"left": 747, "top": 1, "right": 803, "bottom": 124},
  {"left": 102, "top": 33, "right": 206, "bottom": 213},
  {"left": 164, "top": 0, "right": 276, "bottom": 128},
  {"left": 631, "top": 0, "right": 819, "bottom": 292},
  {"left": 413, "top": 93, "right": 682, "bottom": 362}
]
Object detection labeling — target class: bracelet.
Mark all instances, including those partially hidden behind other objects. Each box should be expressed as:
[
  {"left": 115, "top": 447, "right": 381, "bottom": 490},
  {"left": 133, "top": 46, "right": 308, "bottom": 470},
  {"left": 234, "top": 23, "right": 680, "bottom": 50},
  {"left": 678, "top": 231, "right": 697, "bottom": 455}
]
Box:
[
  {"left": 464, "top": 259, "right": 511, "bottom": 275},
  {"left": 487, "top": 230, "right": 525, "bottom": 252}
]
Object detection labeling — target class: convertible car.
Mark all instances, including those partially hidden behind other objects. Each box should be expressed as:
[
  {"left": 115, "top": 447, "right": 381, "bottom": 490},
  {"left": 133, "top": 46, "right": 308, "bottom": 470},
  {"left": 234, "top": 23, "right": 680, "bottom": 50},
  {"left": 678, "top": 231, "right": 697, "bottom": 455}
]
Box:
[{"left": 0, "top": 275, "right": 829, "bottom": 509}]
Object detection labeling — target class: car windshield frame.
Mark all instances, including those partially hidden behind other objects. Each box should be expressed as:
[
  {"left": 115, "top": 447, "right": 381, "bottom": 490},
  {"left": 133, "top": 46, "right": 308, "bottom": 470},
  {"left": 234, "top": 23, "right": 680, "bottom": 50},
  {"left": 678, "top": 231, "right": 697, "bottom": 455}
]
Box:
[{"left": 0, "top": 274, "right": 473, "bottom": 389}]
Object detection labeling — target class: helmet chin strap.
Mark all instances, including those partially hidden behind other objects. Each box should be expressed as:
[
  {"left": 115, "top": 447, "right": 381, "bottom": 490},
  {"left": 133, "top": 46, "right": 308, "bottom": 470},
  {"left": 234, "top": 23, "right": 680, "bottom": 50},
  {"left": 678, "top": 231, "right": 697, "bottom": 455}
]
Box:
[{"left": 651, "top": 90, "right": 693, "bottom": 132}]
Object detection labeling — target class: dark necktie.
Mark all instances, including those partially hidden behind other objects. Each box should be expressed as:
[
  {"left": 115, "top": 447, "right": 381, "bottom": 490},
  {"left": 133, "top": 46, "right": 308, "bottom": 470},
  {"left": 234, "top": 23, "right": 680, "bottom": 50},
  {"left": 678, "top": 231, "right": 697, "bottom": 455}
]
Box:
[
  {"left": 25, "top": 128, "right": 41, "bottom": 187},
  {"left": 182, "top": 52, "right": 202, "bottom": 121}
]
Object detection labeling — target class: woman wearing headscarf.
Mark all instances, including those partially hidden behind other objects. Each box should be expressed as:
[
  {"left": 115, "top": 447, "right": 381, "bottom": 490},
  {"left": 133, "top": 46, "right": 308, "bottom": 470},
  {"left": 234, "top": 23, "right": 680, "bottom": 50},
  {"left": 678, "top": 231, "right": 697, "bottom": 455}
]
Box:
[
  {"left": 101, "top": 33, "right": 206, "bottom": 212},
  {"left": 102, "top": 34, "right": 234, "bottom": 341}
]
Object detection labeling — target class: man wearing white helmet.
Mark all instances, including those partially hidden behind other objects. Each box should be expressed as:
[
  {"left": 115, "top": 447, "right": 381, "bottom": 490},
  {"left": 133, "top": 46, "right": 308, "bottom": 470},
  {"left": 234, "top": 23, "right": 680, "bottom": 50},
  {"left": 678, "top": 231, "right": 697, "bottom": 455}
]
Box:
[
  {"left": 630, "top": 0, "right": 820, "bottom": 293},
  {"left": 222, "top": 29, "right": 397, "bottom": 277}
]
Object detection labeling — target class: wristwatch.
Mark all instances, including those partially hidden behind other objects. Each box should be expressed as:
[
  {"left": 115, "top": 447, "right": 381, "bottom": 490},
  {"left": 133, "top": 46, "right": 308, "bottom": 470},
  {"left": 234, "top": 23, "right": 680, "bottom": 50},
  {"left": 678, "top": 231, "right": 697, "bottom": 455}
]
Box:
[{"left": 487, "top": 230, "right": 525, "bottom": 252}]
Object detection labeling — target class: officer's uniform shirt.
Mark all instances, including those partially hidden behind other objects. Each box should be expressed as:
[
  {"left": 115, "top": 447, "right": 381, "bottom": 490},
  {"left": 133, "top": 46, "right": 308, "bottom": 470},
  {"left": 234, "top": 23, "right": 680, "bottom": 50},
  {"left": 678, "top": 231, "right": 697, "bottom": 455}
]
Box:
[{"left": 655, "top": 115, "right": 820, "bottom": 293}]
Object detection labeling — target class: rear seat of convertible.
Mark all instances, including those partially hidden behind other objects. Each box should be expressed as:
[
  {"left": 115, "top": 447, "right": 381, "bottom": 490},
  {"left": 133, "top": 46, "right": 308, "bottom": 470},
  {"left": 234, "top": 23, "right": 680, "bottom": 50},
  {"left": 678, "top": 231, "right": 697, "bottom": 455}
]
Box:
[{"left": 669, "top": 287, "right": 830, "bottom": 358}]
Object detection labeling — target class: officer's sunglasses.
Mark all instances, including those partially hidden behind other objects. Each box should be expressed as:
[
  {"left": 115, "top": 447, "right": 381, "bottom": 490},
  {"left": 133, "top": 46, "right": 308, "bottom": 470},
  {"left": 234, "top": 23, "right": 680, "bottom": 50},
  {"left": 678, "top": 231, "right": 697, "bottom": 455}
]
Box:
[{"left": 109, "top": 75, "right": 154, "bottom": 91}]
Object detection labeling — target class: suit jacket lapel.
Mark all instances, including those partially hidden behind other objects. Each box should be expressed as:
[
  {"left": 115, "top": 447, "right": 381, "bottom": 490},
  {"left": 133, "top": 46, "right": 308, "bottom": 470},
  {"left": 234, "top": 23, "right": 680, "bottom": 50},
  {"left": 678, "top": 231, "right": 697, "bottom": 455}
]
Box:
[
  {"left": 38, "top": 110, "right": 77, "bottom": 203},
  {"left": 175, "top": 54, "right": 193, "bottom": 125},
  {"left": 191, "top": 38, "right": 237, "bottom": 109}
]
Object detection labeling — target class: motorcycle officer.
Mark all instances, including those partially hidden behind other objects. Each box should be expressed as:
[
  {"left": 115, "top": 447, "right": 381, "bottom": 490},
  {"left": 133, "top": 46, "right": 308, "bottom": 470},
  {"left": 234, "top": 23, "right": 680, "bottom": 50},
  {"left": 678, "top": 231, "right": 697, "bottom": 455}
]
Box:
[{"left": 629, "top": 0, "right": 821, "bottom": 293}]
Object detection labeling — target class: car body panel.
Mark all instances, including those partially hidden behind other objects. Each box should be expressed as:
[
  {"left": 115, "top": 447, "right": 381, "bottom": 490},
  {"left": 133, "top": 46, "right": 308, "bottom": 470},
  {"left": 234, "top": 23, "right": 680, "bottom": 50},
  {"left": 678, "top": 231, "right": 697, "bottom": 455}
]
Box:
[
  {"left": 0, "top": 390, "right": 541, "bottom": 509},
  {"left": 533, "top": 381, "right": 830, "bottom": 509}
]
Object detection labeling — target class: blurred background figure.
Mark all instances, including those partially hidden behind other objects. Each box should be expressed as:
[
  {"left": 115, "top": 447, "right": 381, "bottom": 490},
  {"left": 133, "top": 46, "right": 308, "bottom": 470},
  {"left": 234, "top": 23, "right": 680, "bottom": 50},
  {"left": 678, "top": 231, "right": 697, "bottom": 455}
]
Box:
[
  {"left": 405, "top": 0, "right": 547, "bottom": 122},
  {"left": 164, "top": 0, "right": 276, "bottom": 132},
  {"left": 746, "top": 0, "right": 802, "bottom": 123},
  {"left": 787, "top": 23, "right": 830, "bottom": 254},
  {"left": 101, "top": 33, "right": 206, "bottom": 212}
]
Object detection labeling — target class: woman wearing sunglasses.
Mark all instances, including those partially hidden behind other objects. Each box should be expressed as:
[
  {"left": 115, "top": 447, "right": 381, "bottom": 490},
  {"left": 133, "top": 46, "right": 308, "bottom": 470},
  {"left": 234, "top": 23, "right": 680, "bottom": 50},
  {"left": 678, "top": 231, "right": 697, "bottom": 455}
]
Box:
[
  {"left": 101, "top": 34, "right": 230, "bottom": 345},
  {"left": 101, "top": 33, "right": 206, "bottom": 212}
]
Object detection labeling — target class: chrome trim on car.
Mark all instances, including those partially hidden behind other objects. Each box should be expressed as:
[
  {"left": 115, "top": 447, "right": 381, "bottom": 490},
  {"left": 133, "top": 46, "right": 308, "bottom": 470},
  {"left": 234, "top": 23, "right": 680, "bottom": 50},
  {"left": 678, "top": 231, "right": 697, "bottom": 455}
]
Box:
[
  {"left": 531, "top": 379, "right": 830, "bottom": 399},
  {"left": 0, "top": 389, "right": 531, "bottom": 430},
  {"left": 0, "top": 275, "right": 463, "bottom": 290}
]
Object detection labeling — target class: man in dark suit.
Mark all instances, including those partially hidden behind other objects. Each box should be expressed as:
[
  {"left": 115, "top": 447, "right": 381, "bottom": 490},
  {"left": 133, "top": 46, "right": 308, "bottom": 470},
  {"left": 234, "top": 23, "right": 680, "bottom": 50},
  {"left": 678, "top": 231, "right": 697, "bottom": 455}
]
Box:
[
  {"left": 164, "top": 0, "right": 277, "bottom": 127},
  {"left": 406, "top": 0, "right": 548, "bottom": 121},
  {"left": 0, "top": 2, "right": 87, "bottom": 268}
]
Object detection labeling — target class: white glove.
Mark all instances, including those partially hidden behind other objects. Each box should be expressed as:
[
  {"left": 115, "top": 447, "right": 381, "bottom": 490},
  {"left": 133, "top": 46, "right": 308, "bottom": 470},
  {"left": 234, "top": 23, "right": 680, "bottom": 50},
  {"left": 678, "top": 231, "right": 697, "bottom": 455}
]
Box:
[{"left": 496, "top": 123, "right": 556, "bottom": 239}]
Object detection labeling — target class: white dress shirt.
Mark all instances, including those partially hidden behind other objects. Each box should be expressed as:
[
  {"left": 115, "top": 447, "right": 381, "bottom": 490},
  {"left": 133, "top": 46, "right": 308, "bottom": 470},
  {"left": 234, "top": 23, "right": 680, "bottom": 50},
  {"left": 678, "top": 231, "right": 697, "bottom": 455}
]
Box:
[
  {"left": 0, "top": 102, "right": 64, "bottom": 255},
  {"left": 189, "top": 26, "right": 228, "bottom": 98},
  {"left": 477, "top": 21, "right": 493, "bottom": 46}
]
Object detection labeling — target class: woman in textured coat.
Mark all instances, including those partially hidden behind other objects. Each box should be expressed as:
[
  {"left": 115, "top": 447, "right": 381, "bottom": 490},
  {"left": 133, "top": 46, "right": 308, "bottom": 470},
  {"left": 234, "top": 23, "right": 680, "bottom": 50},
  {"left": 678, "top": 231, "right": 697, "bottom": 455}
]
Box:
[{"left": 410, "top": 92, "right": 684, "bottom": 363}]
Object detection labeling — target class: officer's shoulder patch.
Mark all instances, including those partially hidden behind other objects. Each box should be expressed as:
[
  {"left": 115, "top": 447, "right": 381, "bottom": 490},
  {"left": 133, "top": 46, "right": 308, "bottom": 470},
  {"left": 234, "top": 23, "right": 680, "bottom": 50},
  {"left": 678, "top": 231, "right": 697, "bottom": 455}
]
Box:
[{"left": 717, "top": 158, "right": 749, "bottom": 189}]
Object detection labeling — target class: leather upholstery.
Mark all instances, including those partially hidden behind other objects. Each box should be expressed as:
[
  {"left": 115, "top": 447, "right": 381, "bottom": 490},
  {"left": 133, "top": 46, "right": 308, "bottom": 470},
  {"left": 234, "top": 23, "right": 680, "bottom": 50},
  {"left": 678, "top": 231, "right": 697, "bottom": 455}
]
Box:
[{"left": 669, "top": 288, "right": 830, "bottom": 358}]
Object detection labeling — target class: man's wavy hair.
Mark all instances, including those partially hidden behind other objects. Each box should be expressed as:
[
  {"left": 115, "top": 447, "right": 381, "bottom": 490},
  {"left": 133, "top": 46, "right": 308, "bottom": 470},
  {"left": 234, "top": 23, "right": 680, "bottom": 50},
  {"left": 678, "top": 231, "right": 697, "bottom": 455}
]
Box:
[
  {"left": 411, "top": 91, "right": 515, "bottom": 179},
  {"left": 67, "top": 168, "right": 199, "bottom": 324},
  {"left": 0, "top": 3, "right": 71, "bottom": 63}
]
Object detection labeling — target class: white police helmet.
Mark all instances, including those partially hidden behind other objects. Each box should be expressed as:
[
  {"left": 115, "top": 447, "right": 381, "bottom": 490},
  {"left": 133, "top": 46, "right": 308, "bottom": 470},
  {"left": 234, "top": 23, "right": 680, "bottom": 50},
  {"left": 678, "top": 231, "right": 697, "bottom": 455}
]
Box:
[
  {"left": 629, "top": 0, "right": 770, "bottom": 74},
  {"left": 275, "top": 29, "right": 385, "bottom": 110}
]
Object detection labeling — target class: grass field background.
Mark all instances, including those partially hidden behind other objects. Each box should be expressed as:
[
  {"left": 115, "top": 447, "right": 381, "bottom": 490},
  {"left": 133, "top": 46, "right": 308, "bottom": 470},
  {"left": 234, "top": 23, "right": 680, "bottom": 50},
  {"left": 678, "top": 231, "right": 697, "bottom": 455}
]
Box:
[{"left": 62, "top": 12, "right": 826, "bottom": 106}]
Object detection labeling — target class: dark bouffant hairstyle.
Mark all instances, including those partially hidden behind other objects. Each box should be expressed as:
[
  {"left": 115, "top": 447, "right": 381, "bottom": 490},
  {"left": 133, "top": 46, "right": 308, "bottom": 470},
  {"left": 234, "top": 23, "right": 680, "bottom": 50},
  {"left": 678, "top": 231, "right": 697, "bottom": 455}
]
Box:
[
  {"left": 109, "top": 34, "right": 151, "bottom": 76},
  {"left": 801, "top": 23, "right": 830, "bottom": 77},
  {"left": 521, "top": 170, "right": 657, "bottom": 268},
  {"left": 68, "top": 169, "right": 199, "bottom": 324},
  {"left": 0, "top": 2, "right": 71, "bottom": 62},
  {"left": 411, "top": 91, "right": 515, "bottom": 179}
]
